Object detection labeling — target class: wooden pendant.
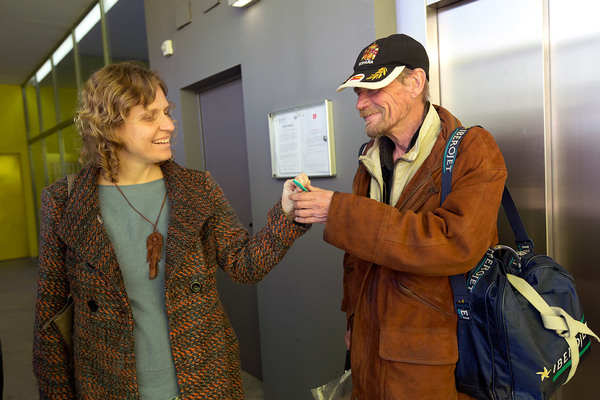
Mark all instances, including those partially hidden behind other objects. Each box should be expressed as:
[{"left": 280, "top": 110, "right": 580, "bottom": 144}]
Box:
[{"left": 147, "top": 231, "right": 163, "bottom": 280}]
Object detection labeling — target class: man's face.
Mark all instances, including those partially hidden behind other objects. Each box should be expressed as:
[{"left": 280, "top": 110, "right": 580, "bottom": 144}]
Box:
[{"left": 354, "top": 79, "right": 413, "bottom": 139}]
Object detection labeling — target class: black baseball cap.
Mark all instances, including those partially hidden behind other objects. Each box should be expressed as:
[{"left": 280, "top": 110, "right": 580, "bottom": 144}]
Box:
[{"left": 336, "top": 33, "right": 430, "bottom": 92}]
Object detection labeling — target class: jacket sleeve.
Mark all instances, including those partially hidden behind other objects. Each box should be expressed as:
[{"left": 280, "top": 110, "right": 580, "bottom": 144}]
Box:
[
  {"left": 324, "top": 128, "right": 507, "bottom": 277},
  {"left": 203, "top": 174, "right": 310, "bottom": 283},
  {"left": 33, "top": 185, "right": 76, "bottom": 398}
]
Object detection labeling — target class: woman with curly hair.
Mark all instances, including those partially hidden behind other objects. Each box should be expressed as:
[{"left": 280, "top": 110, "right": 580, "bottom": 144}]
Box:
[{"left": 33, "top": 62, "right": 310, "bottom": 399}]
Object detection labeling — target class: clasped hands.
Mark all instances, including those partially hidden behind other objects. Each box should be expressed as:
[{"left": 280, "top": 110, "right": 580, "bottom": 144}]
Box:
[{"left": 281, "top": 173, "right": 334, "bottom": 224}]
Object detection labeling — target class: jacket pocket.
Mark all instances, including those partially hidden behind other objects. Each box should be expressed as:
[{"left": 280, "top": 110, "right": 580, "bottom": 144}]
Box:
[
  {"left": 392, "top": 273, "right": 454, "bottom": 318},
  {"left": 379, "top": 330, "right": 458, "bottom": 365}
]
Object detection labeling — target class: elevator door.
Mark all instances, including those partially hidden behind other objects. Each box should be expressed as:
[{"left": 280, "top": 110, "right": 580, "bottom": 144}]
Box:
[
  {"left": 437, "top": 0, "right": 546, "bottom": 252},
  {"left": 199, "top": 79, "right": 262, "bottom": 379},
  {"left": 548, "top": 1, "right": 600, "bottom": 398},
  {"left": 436, "top": 0, "right": 600, "bottom": 398}
]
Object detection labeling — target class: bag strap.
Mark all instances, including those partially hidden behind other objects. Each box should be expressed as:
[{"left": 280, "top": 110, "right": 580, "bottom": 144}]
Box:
[
  {"left": 440, "top": 127, "right": 469, "bottom": 202},
  {"left": 441, "top": 127, "right": 475, "bottom": 319},
  {"left": 66, "top": 174, "right": 75, "bottom": 197},
  {"left": 358, "top": 141, "right": 370, "bottom": 167},
  {"left": 358, "top": 142, "right": 369, "bottom": 158},
  {"left": 441, "top": 126, "right": 535, "bottom": 318},
  {"left": 500, "top": 187, "right": 534, "bottom": 252},
  {"left": 506, "top": 273, "right": 599, "bottom": 382}
]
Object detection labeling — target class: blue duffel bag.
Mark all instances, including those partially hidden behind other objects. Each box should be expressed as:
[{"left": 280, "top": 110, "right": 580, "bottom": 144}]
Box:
[{"left": 442, "top": 127, "right": 599, "bottom": 400}]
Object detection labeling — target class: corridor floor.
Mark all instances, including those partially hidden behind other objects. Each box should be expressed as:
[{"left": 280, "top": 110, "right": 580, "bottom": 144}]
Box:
[{"left": 0, "top": 257, "right": 264, "bottom": 399}]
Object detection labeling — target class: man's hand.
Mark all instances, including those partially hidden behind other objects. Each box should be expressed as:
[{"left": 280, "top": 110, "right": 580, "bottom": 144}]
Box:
[{"left": 289, "top": 184, "right": 334, "bottom": 224}]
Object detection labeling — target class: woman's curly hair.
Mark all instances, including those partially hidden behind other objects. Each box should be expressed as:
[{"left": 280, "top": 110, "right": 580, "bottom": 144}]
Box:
[{"left": 75, "top": 62, "right": 170, "bottom": 183}]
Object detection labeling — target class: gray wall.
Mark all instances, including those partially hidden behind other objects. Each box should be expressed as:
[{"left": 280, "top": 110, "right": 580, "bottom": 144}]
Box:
[
  {"left": 144, "top": 0, "right": 394, "bottom": 398},
  {"left": 145, "top": 1, "right": 600, "bottom": 399}
]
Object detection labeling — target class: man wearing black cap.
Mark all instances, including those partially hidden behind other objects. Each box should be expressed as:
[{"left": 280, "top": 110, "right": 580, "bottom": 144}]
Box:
[{"left": 290, "top": 34, "right": 507, "bottom": 399}]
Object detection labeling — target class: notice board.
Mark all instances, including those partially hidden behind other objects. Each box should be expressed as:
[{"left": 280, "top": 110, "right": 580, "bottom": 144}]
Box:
[{"left": 268, "top": 100, "right": 336, "bottom": 178}]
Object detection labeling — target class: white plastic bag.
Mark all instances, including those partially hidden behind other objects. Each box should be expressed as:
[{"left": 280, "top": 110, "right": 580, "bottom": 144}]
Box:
[{"left": 310, "top": 369, "right": 352, "bottom": 400}]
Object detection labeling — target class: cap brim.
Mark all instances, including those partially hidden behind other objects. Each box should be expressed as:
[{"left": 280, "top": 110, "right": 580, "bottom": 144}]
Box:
[{"left": 336, "top": 66, "right": 406, "bottom": 92}]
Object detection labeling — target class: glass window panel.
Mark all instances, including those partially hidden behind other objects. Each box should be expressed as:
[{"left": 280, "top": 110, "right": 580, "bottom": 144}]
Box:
[
  {"left": 45, "top": 133, "right": 63, "bottom": 184},
  {"left": 30, "top": 140, "right": 46, "bottom": 209},
  {"left": 24, "top": 80, "right": 40, "bottom": 138},
  {"left": 77, "top": 17, "right": 105, "bottom": 82},
  {"left": 106, "top": 0, "right": 149, "bottom": 64},
  {"left": 62, "top": 124, "right": 82, "bottom": 175},
  {"left": 55, "top": 46, "right": 79, "bottom": 123},
  {"left": 38, "top": 71, "right": 58, "bottom": 132}
]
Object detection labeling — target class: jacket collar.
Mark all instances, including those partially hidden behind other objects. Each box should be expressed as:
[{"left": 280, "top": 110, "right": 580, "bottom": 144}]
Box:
[
  {"left": 58, "top": 165, "right": 126, "bottom": 294},
  {"left": 354, "top": 105, "right": 462, "bottom": 209},
  {"left": 359, "top": 103, "right": 442, "bottom": 204},
  {"left": 393, "top": 104, "right": 461, "bottom": 208}
]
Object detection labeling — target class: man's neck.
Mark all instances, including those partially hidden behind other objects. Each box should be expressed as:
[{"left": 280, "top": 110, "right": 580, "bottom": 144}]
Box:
[{"left": 388, "top": 102, "right": 429, "bottom": 161}]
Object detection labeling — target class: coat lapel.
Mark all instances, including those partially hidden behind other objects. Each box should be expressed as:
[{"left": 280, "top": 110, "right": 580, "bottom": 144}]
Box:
[
  {"left": 161, "top": 161, "right": 210, "bottom": 280},
  {"left": 58, "top": 166, "right": 127, "bottom": 296},
  {"left": 393, "top": 105, "right": 458, "bottom": 210}
]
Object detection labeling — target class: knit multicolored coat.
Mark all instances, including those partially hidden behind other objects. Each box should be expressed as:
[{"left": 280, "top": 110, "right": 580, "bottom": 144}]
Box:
[{"left": 33, "top": 160, "right": 309, "bottom": 399}]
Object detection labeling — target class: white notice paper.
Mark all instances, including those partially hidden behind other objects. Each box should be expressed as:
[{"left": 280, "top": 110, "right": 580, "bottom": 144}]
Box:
[
  {"left": 269, "top": 100, "right": 335, "bottom": 178},
  {"left": 303, "top": 105, "right": 330, "bottom": 175},
  {"left": 273, "top": 112, "right": 302, "bottom": 175}
]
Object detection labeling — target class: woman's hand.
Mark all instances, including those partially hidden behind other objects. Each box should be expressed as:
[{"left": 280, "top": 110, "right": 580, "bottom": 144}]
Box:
[{"left": 281, "top": 173, "right": 310, "bottom": 220}]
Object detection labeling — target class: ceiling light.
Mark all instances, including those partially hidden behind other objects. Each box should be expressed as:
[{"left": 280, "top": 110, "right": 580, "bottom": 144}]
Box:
[
  {"left": 228, "top": 0, "right": 259, "bottom": 7},
  {"left": 75, "top": 4, "right": 101, "bottom": 43},
  {"left": 35, "top": 60, "right": 52, "bottom": 83},
  {"left": 52, "top": 37, "right": 74, "bottom": 66},
  {"left": 102, "top": 0, "right": 120, "bottom": 13}
]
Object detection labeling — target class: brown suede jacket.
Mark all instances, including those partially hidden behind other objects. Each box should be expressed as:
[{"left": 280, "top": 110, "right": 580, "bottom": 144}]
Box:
[{"left": 323, "top": 105, "right": 507, "bottom": 399}]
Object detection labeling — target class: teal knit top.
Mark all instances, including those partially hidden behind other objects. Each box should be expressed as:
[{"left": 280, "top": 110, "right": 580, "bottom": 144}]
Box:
[{"left": 98, "top": 179, "right": 179, "bottom": 399}]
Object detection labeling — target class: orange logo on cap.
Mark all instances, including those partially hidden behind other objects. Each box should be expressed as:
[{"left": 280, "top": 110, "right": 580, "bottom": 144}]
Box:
[
  {"left": 366, "top": 68, "right": 387, "bottom": 81},
  {"left": 361, "top": 43, "right": 380, "bottom": 62},
  {"left": 349, "top": 74, "right": 365, "bottom": 82}
]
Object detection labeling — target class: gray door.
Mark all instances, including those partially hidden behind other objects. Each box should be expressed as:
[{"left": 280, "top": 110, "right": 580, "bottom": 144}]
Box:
[{"left": 199, "top": 79, "right": 262, "bottom": 379}]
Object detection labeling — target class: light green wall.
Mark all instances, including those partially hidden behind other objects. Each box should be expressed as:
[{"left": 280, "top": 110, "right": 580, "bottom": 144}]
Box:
[{"left": 0, "top": 84, "right": 37, "bottom": 257}]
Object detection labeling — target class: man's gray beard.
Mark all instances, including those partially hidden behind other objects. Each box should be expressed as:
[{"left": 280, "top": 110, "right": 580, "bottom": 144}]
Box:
[
  {"left": 365, "top": 124, "right": 389, "bottom": 139},
  {"left": 361, "top": 108, "right": 388, "bottom": 139}
]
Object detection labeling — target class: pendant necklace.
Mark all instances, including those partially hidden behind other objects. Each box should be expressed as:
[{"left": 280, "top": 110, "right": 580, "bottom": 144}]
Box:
[{"left": 114, "top": 183, "right": 168, "bottom": 280}]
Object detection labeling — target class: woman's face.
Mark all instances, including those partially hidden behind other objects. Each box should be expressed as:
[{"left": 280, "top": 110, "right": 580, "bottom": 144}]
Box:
[{"left": 115, "top": 87, "right": 174, "bottom": 170}]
